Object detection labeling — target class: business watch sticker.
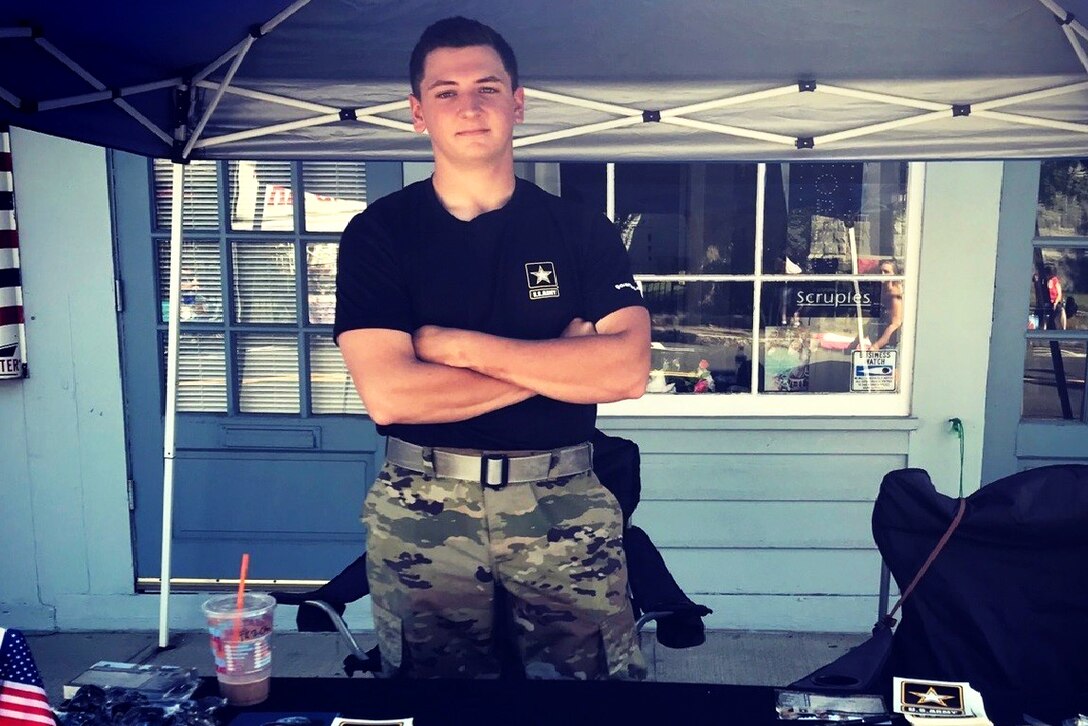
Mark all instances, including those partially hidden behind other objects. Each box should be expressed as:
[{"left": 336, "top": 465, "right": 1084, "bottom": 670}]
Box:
[{"left": 852, "top": 350, "right": 897, "bottom": 392}]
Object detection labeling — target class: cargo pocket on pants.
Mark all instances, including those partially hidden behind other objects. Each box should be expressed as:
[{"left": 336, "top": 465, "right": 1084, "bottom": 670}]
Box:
[
  {"left": 370, "top": 601, "right": 404, "bottom": 677},
  {"left": 598, "top": 608, "right": 648, "bottom": 681}
]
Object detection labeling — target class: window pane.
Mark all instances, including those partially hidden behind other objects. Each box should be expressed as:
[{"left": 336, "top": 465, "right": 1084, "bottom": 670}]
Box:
[
  {"left": 1029, "top": 247, "right": 1087, "bottom": 331},
  {"left": 760, "top": 280, "right": 902, "bottom": 394},
  {"left": 1037, "top": 159, "right": 1088, "bottom": 236},
  {"left": 764, "top": 162, "right": 907, "bottom": 275},
  {"left": 306, "top": 242, "right": 338, "bottom": 325},
  {"left": 163, "top": 333, "right": 227, "bottom": 412},
  {"left": 231, "top": 241, "right": 297, "bottom": 323},
  {"left": 616, "top": 163, "right": 757, "bottom": 275},
  {"left": 237, "top": 333, "right": 299, "bottom": 413},
  {"left": 153, "top": 159, "right": 219, "bottom": 230},
  {"left": 1022, "top": 339, "right": 1087, "bottom": 419},
  {"left": 643, "top": 281, "right": 753, "bottom": 394},
  {"left": 157, "top": 240, "right": 222, "bottom": 323},
  {"left": 229, "top": 160, "right": 294, "bottom": 231},
  {"left": 301, "top": 161, "right": 367, "bottom": 232},
  {"left": 309, "top": 334, "right": 364, "bottom": 414}
]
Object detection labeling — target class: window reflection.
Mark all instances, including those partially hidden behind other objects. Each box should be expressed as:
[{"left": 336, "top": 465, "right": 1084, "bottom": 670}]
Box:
[
  {"left": 1022, "top": 340, "right": 1087, "bottom": 419},
  {"left": 229, "top": 160, "right": 294, "bottom": 232},
  {"left": 1029, "top": 247, "right": 1086, "bottom": 331},
  {"left": 1037, "top": 159, "right": 1088, "bottom": 237},
  {"left": 763, "top": 162, "right": 907, "bottom": 276},
  {"left": 616, "top": 164, "right": 756, "bottom": 275},
  {"left": 760, "top": 276, "right": 902, "bottom": 394},
  {"left": 306, "top": 243, "right": 338, "bottom": 325},
  {"left": 643, "top": 281, "right": 752, "bottom": 394}
]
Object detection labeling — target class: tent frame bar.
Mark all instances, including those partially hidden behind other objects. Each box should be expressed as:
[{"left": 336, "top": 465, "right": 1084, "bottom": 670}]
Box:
[
  {"left": 194, "top": 80, "right": 340, "bottom": 113},
  {"left": 974, "top": 80, "right": 1088, "bottom": 110},
  {"left": 192, "top": 0, "right": 314, "bottom": 84},
  {"left": 974, "top": 109, "right": 1088, "bottom": 133},
  {"left": 523, "top": 87, "right": 642, "bottom": 117},
  {"left": 182, "top": 37, "right": 255, "bottom": 158},
  {"left": 662, "top": 116, "right": 795, "bottom": 145},
  {"left": 24, "top": 33, "right": 174, "bottom": 145},
  {"left": 5, "top": 0, "right": 1088, "bottom": 158},
  {"left": 38, "top": 79, "right": 182, "bottom": 112},
  {"left": 193, "top": 100, "right": 415, "bottom": 150},
  {"left": 1039, "top": 0, "right": 1088, "bottom": 43},
  {"left": 663, "top": 86, "right": 798, "bottom": 116},
  {"left": 35, "top": 37, "right": 104, "bottom": 90},
  {"left": 190, "top": 73, "right": 1088, "bottom": 153},
  {"left": 117, "top": 100, "right": 174, "bottom": 144},
  {"left": 816, "top": 84, "right": 947, "bottom": 111}
]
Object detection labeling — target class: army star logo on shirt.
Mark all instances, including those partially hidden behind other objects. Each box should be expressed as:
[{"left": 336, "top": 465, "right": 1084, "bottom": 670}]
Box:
[{"left": 525, "top": 261, "right": 559, "bottom": 300}]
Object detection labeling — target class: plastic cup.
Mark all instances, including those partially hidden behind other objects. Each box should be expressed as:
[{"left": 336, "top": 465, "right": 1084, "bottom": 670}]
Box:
[{"left": 201, "top": 592, "right": 275, "bottom": 706}]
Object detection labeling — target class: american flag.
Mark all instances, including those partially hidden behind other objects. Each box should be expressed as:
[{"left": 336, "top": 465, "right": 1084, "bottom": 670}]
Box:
[
  {"left": 0, "top": 124, "right": 28, "bottom": 379},
  {"left": 0, "top": 628, "right": 56, "bottom": 725}
]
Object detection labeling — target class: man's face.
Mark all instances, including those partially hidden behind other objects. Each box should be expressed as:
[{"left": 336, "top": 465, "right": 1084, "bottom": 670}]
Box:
[{"left": 409, "top": 45, "right": 524, "bottom": 167}]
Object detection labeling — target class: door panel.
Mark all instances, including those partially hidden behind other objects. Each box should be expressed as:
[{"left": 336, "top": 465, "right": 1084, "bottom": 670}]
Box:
[
  {"left": 111, "top": 151, "right": 397, "bottom": 584},
  {"left": 172, "top": 453, "right": 371, "bottom": 579}
]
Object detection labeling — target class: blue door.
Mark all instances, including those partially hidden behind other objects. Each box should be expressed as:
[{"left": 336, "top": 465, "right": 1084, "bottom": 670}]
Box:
[{"left": 111, "top": 152, "right": 400, "bottom": 586}]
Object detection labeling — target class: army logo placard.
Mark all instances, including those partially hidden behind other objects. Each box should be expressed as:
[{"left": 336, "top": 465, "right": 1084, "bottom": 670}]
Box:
[
  {"left": 525, "top": 261, "right": 559, "bottom": 300},
  {"left": 898, "top": 679, "right": 965, "bottom": 716}
]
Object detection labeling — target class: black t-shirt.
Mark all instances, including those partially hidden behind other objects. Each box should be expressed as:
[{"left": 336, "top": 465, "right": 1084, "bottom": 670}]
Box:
[{"left": 334, "top": 177, "right": 644, "bottom": 450}]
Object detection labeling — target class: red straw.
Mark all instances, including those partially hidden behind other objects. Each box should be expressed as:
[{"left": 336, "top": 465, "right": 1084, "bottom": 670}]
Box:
[
  {"left": 236, "top": 553, "right": 250, "bottom": 609},
  {"left": 233, "top": 553, "right": 250, "bottom": 642}
]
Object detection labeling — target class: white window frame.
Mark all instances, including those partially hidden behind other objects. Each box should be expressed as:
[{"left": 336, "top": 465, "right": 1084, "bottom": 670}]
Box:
[{"left": 601, "top": 161, "right": 924, "bottom": 417}]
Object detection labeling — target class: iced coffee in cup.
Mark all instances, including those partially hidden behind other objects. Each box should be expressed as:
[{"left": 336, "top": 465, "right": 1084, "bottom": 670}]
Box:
[{"left": 202, "top": 592, "right": 275, "bottom": 706}]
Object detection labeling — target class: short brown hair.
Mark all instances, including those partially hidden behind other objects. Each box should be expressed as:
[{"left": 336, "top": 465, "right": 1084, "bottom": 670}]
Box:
[{"left": 409, "top": 17, "right": 519, "bottom": 97}]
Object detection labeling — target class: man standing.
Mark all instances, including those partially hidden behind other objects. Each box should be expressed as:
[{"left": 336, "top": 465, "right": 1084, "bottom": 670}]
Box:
[{"left": 334, "top": 17, "right": 650, "bottom": 680}]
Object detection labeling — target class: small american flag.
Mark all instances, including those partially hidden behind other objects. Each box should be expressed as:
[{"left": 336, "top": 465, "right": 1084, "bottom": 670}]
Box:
[{"left": 0, "top": 628, "right": 56, "bottom": 726}]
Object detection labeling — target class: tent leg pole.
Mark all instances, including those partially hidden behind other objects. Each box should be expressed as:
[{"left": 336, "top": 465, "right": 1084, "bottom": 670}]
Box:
[{"left": 158, "top": 161, "right": 185, "bottom": 649}]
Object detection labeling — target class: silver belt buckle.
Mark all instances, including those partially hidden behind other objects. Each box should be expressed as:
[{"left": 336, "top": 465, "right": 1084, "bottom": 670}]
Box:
[{"left": 480, "top": 453, "right": 509, "bottom": 489}]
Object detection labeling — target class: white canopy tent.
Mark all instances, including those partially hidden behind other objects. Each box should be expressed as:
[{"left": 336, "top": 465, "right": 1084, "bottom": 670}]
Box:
[{"left": 3, "top": 0, "right": 1088, "bottom": 647}]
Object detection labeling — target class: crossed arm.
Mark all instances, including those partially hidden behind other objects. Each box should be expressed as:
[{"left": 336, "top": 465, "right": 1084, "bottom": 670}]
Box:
[{"left": 337, "top": 305, "right": 650, "bottom": 425}]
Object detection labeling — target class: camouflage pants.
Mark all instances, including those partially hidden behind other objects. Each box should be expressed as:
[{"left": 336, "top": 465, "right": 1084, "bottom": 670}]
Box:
[{"left": 363, "top": 459, "right": 647, "bottom": 680}]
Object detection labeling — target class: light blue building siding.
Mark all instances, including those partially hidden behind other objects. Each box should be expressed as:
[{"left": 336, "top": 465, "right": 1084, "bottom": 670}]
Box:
[
  {"left": 0, "top": 130, "right": 131, "bottom": 629},
  {"left": 3, "top": 132, "right": 1070, "bottom": 633}
]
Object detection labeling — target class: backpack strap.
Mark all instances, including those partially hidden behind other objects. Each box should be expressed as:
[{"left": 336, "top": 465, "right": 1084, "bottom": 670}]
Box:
[{"left": 880, "top": 497, "right": 967, "bottom": 628}]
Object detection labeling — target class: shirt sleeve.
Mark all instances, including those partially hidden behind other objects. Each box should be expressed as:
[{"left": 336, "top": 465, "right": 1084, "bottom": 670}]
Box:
[
  {"left": 333, "top": 207, "right": 414, "bottom": 343},
  {"left": 580, "top": 212, "right": 646, "bottom": 324}
]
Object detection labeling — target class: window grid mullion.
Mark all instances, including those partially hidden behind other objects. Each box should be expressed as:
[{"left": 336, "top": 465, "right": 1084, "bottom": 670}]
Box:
[
  {"left": 293, "top": 160, "right": 312, "bottom": 418},
  {"left": 217, "top": 160, "right": 240, "bottom": 416},
  {"left": 750, "top": 162, "right": 766, "bottom": 394}
]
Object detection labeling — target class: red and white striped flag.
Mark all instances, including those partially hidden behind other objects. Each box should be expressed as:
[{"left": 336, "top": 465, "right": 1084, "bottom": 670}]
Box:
[
  {"left": 0, "top": 628, "right": 56, "bottom": 725},
  {"left": 0, "top": 124, "right": 28, "bottom": 379}
]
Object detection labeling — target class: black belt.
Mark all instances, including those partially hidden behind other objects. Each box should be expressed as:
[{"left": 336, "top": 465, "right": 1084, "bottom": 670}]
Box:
[{"left": 385, "top": 437, "right": 593, "bottom": 489}]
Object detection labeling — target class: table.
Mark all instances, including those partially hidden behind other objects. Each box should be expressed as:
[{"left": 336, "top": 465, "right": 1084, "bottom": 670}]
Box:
[
  {"left": 206, "top": 678, "right": 1088, "bottom": 726},
  {"left": 207, "top": 677, "right": 780, "bottom": 726}
]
